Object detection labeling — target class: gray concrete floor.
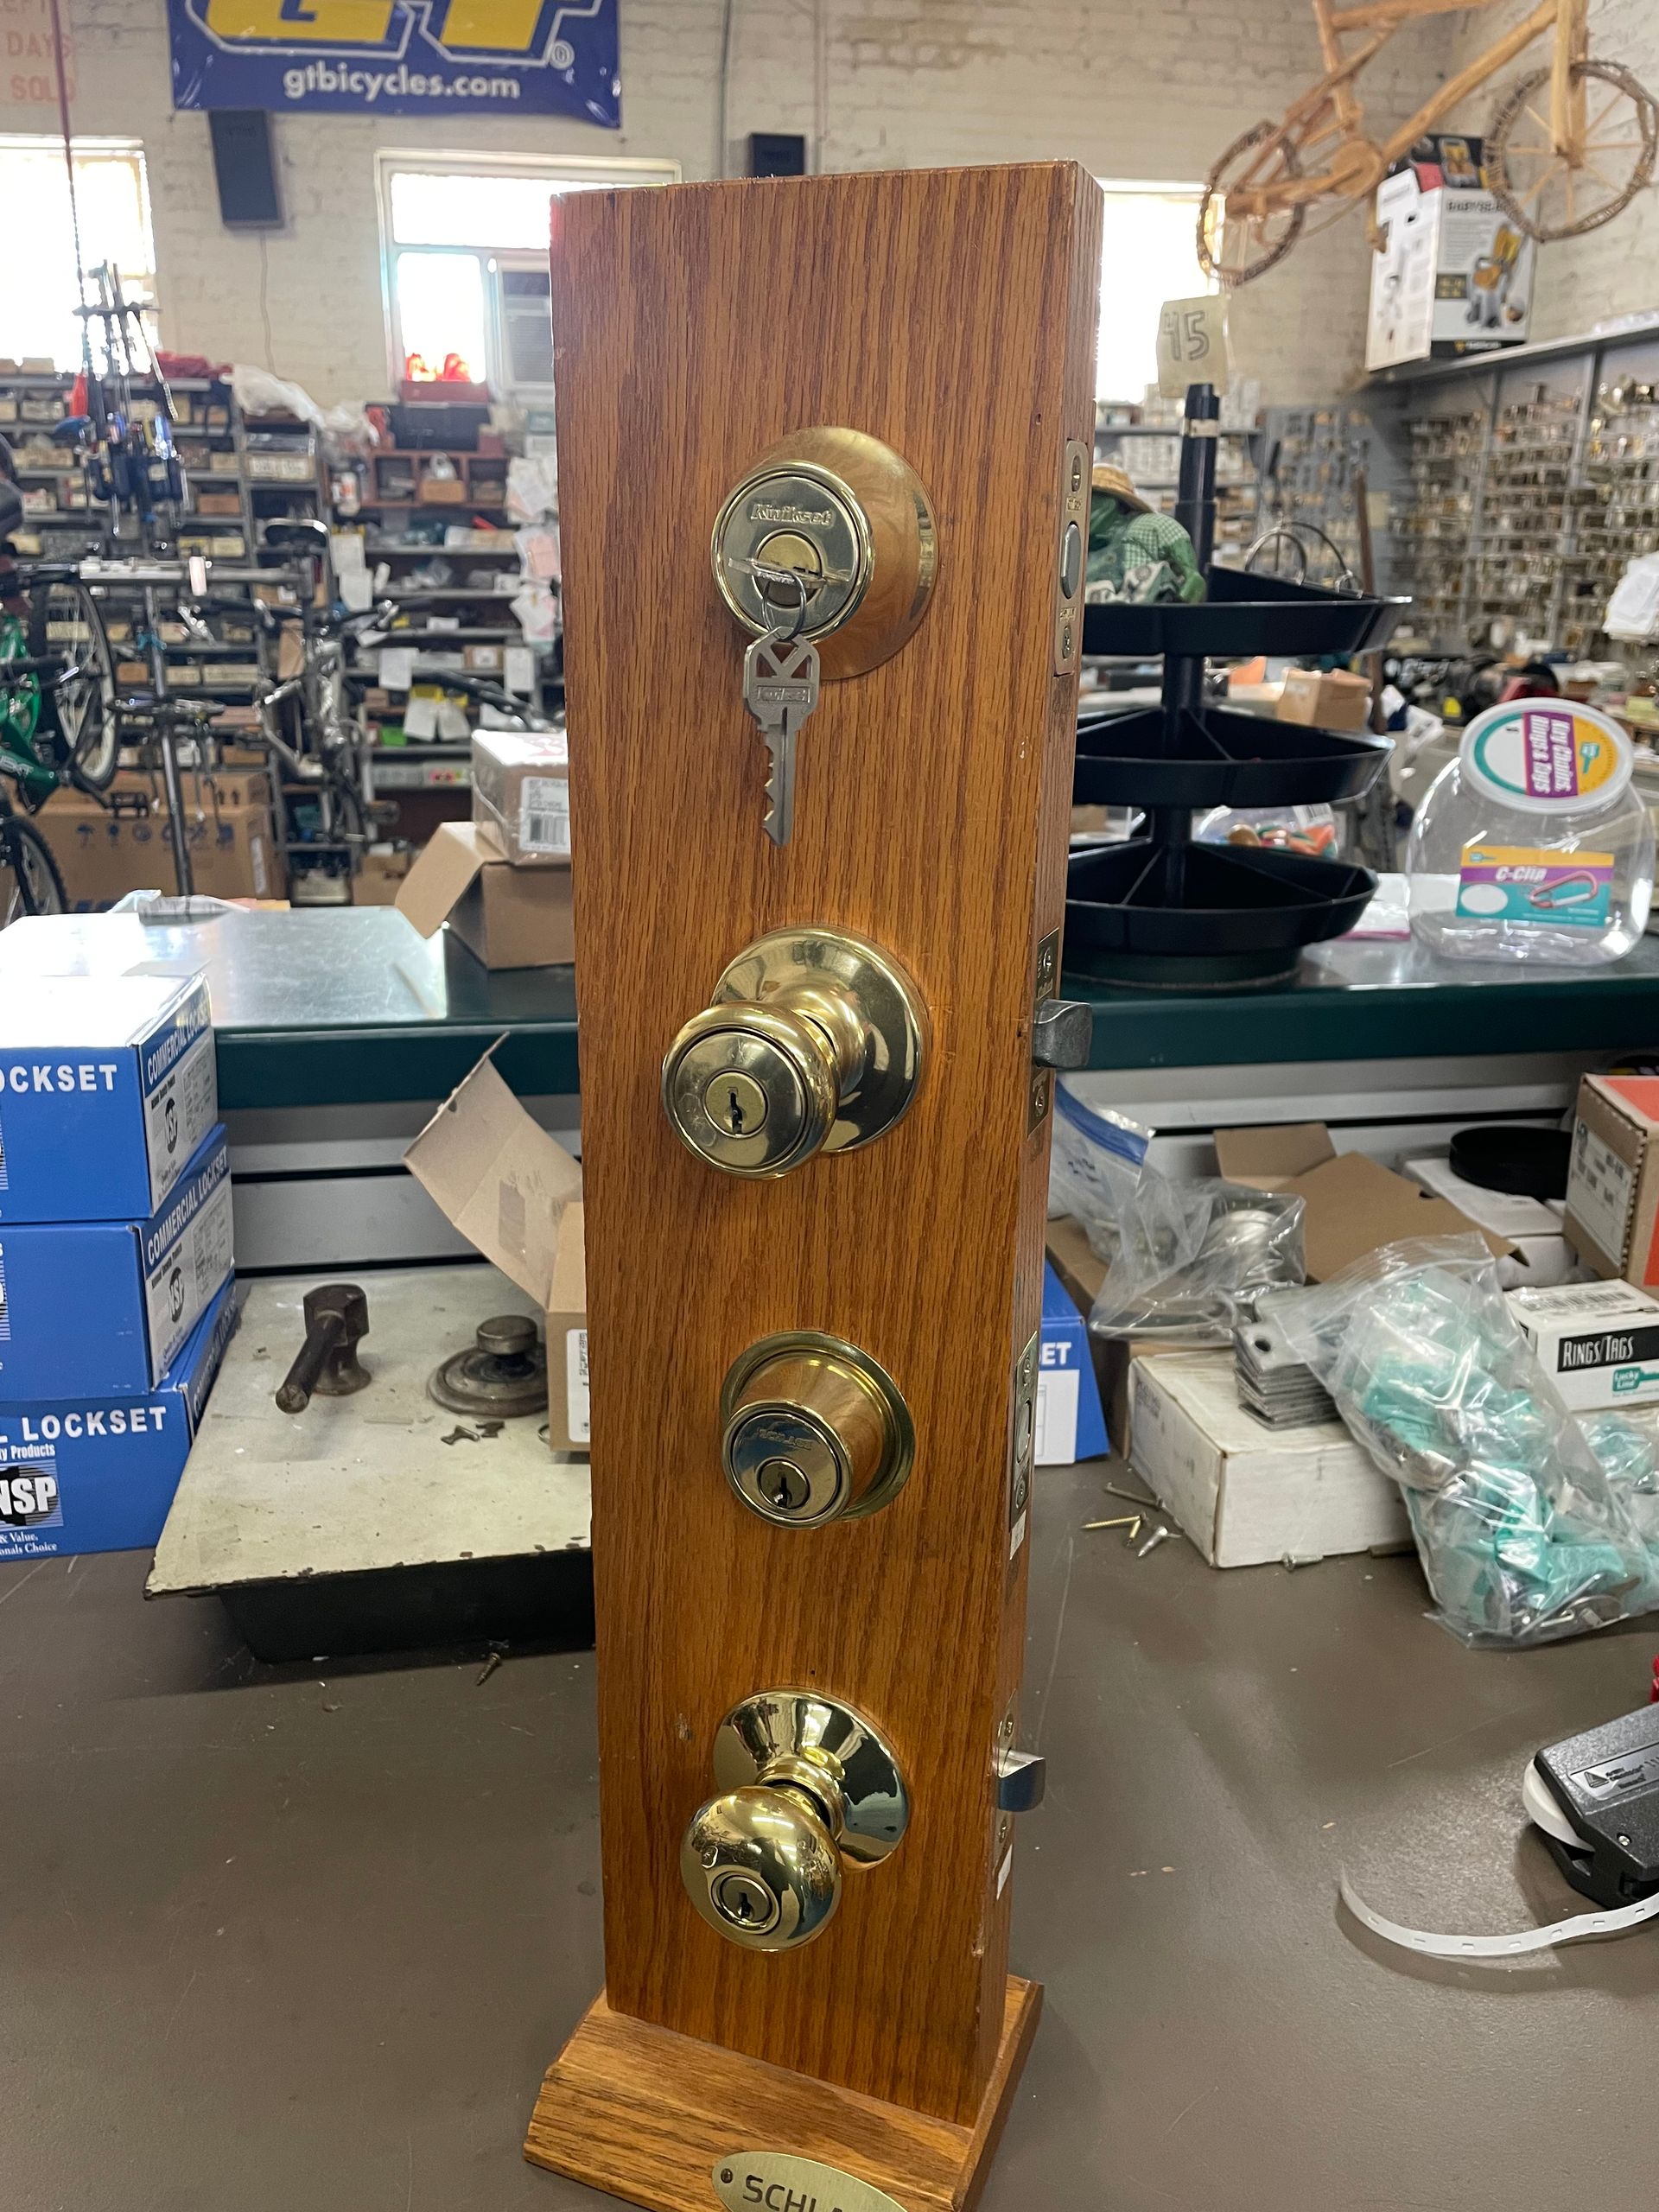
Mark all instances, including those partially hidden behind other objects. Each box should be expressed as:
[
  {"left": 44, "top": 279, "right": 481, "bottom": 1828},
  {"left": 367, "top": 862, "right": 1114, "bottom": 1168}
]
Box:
[{"left": 3, "top": 1459, "right": 1655, "bottom": 2211}]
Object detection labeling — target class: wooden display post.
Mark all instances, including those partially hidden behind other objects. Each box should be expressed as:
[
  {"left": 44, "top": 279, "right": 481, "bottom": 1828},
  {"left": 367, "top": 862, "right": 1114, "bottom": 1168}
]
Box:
[{"left": 526, "top": 162, "right": 1102, "bottom": 2212}]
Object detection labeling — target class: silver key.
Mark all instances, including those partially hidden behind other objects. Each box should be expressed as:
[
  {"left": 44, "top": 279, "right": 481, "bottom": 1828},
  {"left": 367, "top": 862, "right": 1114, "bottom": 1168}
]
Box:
[{"left": 741, "top": 626, "right": 819, "bottom": 847}]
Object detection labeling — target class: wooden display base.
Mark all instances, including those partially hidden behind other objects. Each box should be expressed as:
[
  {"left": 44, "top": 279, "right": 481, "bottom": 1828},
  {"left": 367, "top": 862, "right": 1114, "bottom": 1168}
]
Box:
[{"left": 524, "top": 1978, "right": 1042, "bottom": 2212}]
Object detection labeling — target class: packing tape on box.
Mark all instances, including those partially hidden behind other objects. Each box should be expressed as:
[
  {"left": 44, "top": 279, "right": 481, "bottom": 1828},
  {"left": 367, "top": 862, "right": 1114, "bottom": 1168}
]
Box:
[{"left": 1339, "top": 1869, "right": 1659, "bottom": 1961}]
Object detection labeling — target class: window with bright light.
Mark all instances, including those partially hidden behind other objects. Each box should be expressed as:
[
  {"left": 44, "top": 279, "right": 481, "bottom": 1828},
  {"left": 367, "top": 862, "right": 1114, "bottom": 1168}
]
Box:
[
  {"left": 378, "top": 153, "right": 679, "bottom": 397},
  {"left": 0, "top": 137, "right": 156, "bottom": 372},
  {"left": 1096, "top": 184, "right": 1214, "bottom": 403}
]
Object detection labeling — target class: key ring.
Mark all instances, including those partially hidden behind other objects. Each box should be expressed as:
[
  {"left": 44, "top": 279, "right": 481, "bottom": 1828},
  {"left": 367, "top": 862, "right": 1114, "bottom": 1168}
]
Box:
[{"left": 743, "top": 558, "right": 811, "bottom": 643}]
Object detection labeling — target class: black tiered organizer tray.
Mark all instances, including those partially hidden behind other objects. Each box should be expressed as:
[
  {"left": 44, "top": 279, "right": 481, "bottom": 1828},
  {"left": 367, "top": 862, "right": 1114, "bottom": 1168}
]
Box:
[{"left": 1065, "top": 386, "right": 1404, "bottom": 990}]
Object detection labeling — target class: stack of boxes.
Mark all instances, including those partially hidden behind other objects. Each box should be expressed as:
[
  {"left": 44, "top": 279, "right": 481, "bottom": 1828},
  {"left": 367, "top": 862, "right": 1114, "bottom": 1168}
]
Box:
[
  {"left": 0, "top": 975, "right": 238, "bottom": 1559},
  {"left": 394, "top": 727, "right": 574, "bottom": 969}
]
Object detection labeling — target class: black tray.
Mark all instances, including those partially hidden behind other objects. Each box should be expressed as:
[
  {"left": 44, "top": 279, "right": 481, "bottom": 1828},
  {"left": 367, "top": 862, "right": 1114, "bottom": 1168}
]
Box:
[
  {"left": 1065, "top": 841, "right": 1376, "bottom": 987},
  {"left": 1082, "top": 566, "right": 1407, "bottom": 658},
  {"left": 1074, "top": 705, "right": 1389, "bottom": 810}
]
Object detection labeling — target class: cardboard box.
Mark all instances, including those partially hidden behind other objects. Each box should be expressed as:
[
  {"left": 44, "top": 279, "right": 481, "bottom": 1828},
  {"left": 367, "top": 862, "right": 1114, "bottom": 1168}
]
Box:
[
  {"left": 42, "top": 776, "right": 278, "bottom": 907},
  {"left": 470, "top": 728, "right": 570, "bottom": 864},
  {"left": 352, "top": 846, "right": 414, "bottom": 906},
  {"left": 0, "top": 972, "right": 216, "bottom": 1223},
  {"left": 1036, "top": 1261, "right": 1109, "bottom": 1466},
  {"left": 1214, "top": 1123, "right": 1508, "bottom": 1281},
  {"left": 396, "top": 820, "right": 575, "bottom": 969},
  {"left": 1365, "top": 132, "right": 1535, "bottom": 369},
  {"left": 0, "top": 1125, "right": 233, "bottom": 1398},
  {"left": 1046, "top": 1214, "right": 1183, "bottom": 1458},
  {"left": 1564, "top": 1076, "right": 1659, "bottom": 1285},
  {"left": 1404, "top": 1152, "right": 1574, "bottom": 1287},
  {"left": 1128, "top": 1351, "right": 1409, "bottom": 1567},
  {"left": 1509, "top": 1280, "right": 1659, "bottom": 1410},
  {"left": 545, "top": 1199, "right": 588, "bottom": 1452},
  {"left": 1276, "top": 669, "right": 1372, "bottom": 733},
  {"left": 0, "top": 1280, "right": 238, "bottom": 1560},
  {"left": 404, "top": 1051, "right": 585, "bottom": 1452}
]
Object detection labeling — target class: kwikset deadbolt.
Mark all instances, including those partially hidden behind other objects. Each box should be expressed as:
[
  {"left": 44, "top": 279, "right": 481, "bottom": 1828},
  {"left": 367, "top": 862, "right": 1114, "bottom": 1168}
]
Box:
[
  {"left": 721, "top": 1332, "right": 913, "bottom": 1527},
  {"left": 662, "top": 927, "right": 926, "bottom": 1178},
  {"left": 681, "top": 1690, "right": 909, "bottom": 1952},
  {"left": 712, "top": 426, "right": 938, "bottom": 680}
]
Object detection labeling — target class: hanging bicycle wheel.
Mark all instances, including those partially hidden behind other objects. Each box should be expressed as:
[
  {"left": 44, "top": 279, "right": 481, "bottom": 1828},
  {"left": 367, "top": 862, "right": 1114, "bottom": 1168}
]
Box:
[
  {"left": 1489, "top": 60, "right": 1659, "bottom": 240},
  {"left": 1198, "top": 121, "right": 1306, "bottom": 286},
  {"left": 28, "top": 576, "right": 119, "bottom": 790},
  {"left": 0, "top": 813, "right": 67, "bottom": 922}
]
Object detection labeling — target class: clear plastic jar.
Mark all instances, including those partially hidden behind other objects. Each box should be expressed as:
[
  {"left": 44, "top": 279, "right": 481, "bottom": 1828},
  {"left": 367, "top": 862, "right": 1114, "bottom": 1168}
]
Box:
[{"left": 1408, "top": 698, "right": 1654, "bottom": 964}]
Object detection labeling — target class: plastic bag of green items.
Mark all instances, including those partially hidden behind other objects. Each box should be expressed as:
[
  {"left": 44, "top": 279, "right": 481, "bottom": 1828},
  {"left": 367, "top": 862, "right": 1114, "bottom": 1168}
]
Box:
[{"left": 1269, "top": 1236, "right": 1659, "bottom": 1646}]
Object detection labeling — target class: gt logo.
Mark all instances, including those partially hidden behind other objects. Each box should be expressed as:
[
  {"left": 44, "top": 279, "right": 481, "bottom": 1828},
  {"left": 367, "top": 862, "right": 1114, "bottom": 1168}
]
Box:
[
  {"left": 202, "top": 0, "right": 398, "bottom": 46},
  {"left": 199, "top": 0, "right": 587, "bottom": 54}
]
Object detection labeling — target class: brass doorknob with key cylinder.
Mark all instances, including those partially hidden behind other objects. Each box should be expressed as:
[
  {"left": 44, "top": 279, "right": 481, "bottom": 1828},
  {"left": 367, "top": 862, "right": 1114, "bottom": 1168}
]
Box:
[
  {"left": 712, "top": 427, "right": 938, "bottom": 681},
  {"left": 681, "top": 1690, "right": 909, "bottom": 1952},
  {"left": 721, "top": 1332, "right": 913, "bottom": 1527},
  {"left": 662, "top": 926, "right": 927, "bottom": 1178}
]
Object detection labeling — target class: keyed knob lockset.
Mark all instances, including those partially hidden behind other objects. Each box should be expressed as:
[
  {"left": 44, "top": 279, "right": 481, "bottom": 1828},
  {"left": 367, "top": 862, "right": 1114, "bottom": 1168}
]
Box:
[
  {"left": 713, "top": 427, "right": 938, "bottom": 846},
  {"left": 662, "top": 925, "right": 927, "bottom": 1178},
  {"left": 681, "top": 1691, "right": 910, "bottom": 1952}
]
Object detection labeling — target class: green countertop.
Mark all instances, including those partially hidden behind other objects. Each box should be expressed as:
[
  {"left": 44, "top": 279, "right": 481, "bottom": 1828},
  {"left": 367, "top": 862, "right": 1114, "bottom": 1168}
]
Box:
[{"left": 4, "top": 907, "right": 1659, "bottom": 1108}]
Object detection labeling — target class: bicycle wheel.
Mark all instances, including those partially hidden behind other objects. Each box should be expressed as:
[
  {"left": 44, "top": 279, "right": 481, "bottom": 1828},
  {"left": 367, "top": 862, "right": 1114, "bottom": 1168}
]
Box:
[
  {"left": 1490, "top": 60, "right": 1659, "bottom": 240},
  {"left": 0, "top": 812, "right": 67, "bottom": 922},
  {"left": 28, "top": 576, "right": 118, "bottom": 790},
  {"left": 1198, "top": 121, "right": 1306, "bottom": 286}
]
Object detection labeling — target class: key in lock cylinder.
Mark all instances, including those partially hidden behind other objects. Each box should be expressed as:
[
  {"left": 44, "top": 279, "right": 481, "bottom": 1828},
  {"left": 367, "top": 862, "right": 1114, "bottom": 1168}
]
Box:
[
  {"left": 662, "top": 926, "right": 927, "bottom": 1177},
  {"left": 681, "top": 1690, "right": 910, "bottom": 1952},
  {"left": 712, "top": 426, "right": 938, "bottom": 681},
  {"left": 721, "top": 1332, "right": 914, "bottom": 1527}
]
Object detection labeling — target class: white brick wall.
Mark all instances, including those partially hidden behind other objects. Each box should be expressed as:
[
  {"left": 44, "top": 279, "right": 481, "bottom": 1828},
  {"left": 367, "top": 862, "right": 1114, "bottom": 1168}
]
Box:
[{"left": 36, "top": 0, "right": 1643, "bottom": 410}]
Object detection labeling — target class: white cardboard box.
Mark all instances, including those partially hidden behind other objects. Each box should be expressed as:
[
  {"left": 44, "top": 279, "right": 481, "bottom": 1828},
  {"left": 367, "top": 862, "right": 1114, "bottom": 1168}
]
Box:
[
  {"left": 1507, "top": 1279, "right": 1659, "bottom": 1410},
  {"left": 1128, "top": 1352, "right": 1408, "bottom": 1567},
  {"left": 1404, "top": 1154, "right": 1575, "bottom": 1287}
]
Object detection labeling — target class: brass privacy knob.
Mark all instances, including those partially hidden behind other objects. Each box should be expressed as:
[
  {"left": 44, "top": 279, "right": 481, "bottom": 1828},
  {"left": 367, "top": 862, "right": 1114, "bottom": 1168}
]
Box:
[
  {"left": 711, "top": 426, "right": 938, "bottom": 680},
  {"left": 661, "top": 927, "right": 926, "bottom": 1179},
  {"left": 721, "top": 1332, "right": 913, "bottom": 1527},
  {"left": 681, "top": 1690, "right": 909, "bottom": 1953}
]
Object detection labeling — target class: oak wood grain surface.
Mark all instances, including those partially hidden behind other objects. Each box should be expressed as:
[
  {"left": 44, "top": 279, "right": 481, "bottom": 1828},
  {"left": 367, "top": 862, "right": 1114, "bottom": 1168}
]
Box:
[
  {"left": 524, "top": 1980, "right": 1041, "bottom": 2212},
  {"left": 548, "top": 162, "right": 1101, "bottom": 2127}
]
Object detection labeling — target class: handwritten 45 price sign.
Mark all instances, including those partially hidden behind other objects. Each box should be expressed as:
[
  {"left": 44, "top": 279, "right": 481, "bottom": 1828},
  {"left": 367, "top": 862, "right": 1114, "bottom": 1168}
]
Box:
[{"left": 168, "top": 0, "right": 620, "bottom": 124}]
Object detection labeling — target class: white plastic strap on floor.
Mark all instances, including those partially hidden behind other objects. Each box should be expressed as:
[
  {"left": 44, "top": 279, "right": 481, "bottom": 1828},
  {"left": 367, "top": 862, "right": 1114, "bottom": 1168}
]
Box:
[{"left": 1339, "top": 1871, "right": 1659, "bottom": 1961}]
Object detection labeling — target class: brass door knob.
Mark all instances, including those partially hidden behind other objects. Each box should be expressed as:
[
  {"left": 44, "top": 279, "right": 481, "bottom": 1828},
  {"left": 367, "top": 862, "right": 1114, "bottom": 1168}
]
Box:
[
  {"left": 681, "top": 1690, "right": 909, "bottom": 1953},
  {"left": 682, "top": 1783, "right": 842, "bottom": 1949},
  {"left": 662, "top": 928, "right": 926, "bottom": 1179},
  {"left": 721, "top": 1332, "right": 913, "bottom": 1527}
]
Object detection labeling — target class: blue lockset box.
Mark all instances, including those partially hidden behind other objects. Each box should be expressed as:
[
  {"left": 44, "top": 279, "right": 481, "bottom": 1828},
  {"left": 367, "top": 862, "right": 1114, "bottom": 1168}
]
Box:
[
  {"left": 0, "top": 1278, "right": 239, "bottom": 1560},
  {"left": 0, "top": 1124, "right": 234, "bottom": 1399},
  {"left": 1037, "top": 1260, "right": 1109, "bottom": 1466},
  {"left": 0, "top": 969, "right": 216, "bottom": 1224}
]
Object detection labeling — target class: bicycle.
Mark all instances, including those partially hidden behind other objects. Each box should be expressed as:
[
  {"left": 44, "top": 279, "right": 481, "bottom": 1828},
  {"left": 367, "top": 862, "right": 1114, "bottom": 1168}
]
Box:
[
  {"left": 1198, "top": 0, "right": 1659, "bottom": 286},
  {"left": 0, "top": 442, "right": 120, "bottom": 794}
]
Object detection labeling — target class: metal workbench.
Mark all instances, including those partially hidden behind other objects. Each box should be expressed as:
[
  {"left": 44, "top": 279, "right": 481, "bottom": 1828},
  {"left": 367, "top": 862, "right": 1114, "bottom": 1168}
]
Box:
[{"left": 6, "top": 906, "right": 1659, "bottom": 1266}]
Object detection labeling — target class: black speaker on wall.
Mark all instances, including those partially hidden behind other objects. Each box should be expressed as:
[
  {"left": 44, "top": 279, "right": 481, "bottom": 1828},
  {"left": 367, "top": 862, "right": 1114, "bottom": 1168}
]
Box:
[
  {"left": 208, "top": 110, "right": 283, "bottom": 228},
  {"left": 748, "top": 132, "right": 807, "bottom": 178}
]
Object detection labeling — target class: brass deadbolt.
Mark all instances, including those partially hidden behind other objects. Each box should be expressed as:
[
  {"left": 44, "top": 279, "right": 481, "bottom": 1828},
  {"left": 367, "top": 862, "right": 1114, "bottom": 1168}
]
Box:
[
  {"left": 721, "top": 1332, "right": 913, "bottom": 1528},
  {"left": 681, "top": 1690, "right": 909, "bottom": 1953},
  {"left": 711, "top": 426, "right": 938, "bottom": 680},
  {"left": 661, "top": 927, "right": 926, "bottom": 1179}
]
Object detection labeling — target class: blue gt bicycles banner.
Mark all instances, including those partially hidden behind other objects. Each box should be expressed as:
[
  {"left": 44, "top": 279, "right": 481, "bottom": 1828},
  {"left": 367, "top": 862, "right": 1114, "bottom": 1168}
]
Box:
[{"left": 168, "top": 0, "right": 620, "bottom": 124}]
